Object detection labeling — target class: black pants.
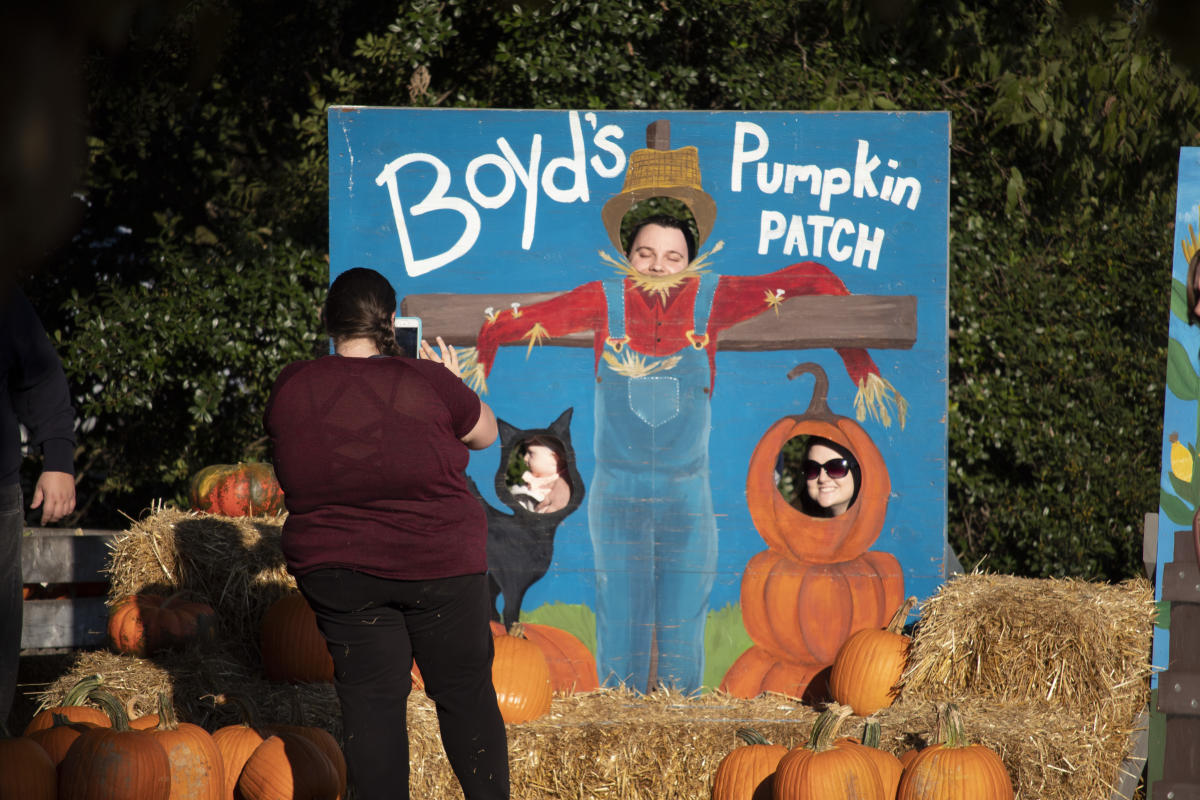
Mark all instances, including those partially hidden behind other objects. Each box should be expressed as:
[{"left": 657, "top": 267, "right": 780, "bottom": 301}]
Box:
[
  {"left": 0, "top": 483, "right": 21, "bottom": 729},
  {"left": 296, "top": 569, "right": 509, "bottom": 800}
]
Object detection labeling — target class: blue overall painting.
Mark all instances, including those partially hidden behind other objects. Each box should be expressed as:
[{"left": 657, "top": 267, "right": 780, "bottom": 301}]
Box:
[{"left": 328, "top": 108, "right": 950, "bottom": 696}]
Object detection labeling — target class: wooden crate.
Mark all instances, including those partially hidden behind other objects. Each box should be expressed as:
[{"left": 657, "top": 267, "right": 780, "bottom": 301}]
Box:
[{"left": 20, "top": 528, "right": 117, "bottom": 653}]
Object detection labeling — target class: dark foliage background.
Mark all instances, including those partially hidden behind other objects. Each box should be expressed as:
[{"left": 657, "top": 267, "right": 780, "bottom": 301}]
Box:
[{"left": 8, "top": 0, "right": 1197, "bottom": 580}]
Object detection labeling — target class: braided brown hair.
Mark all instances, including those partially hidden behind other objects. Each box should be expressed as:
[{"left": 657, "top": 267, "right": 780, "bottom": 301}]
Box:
[{"left": 322, "top": 267, "right": 403, "bottom": 356}]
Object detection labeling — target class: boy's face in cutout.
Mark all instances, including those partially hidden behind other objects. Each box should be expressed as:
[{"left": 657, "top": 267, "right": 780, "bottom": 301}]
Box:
[{"left": 627, "top": 224, "right": 689, "bottom": 276}]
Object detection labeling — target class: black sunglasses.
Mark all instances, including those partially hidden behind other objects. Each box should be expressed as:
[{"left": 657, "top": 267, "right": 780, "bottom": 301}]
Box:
[{"left": 802, "top": 458, "right": 852, "bottom": 480}]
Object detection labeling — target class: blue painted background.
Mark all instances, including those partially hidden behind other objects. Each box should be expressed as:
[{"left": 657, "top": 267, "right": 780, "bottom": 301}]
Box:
[
  {"left": 1153, "top": 147, "right": 1200, "bottom": 687},
  {"left": 328, "top": 107, "right": 950, "bottom": 618}
]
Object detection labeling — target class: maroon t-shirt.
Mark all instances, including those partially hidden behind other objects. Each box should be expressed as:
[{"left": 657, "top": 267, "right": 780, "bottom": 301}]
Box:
[{"left": 264, "top": 355, "right": 485, "bottom": 580}]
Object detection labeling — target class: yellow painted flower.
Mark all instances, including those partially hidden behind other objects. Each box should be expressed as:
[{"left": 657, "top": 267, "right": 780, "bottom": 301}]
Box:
[
  {"left": 1171, "top": 432, "right": 1193, "bottom": 483},
  {"left": 1183, "top": 205, "right": 1200, "bottom": 263}
]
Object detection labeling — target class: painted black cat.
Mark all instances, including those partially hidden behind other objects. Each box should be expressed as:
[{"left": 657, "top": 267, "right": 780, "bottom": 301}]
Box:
[{"left": 469, "top": 407, "right": 585, "bottom": 629}]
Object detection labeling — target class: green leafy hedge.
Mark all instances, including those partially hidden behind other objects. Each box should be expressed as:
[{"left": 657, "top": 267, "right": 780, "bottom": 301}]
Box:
[{"left": 23, "top": 0, "right": 1196, "bottom": 579}]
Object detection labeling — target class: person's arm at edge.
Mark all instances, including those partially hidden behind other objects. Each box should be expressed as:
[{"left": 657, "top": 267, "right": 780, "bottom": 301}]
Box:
[
  {"left": 7, "top": 289, "right": 77, "bottom": 524},
  {"left": 461, "top": 400, "right": 497, "bottom": 450},
  {"left": 419, "top": 335, "right": 497, "bottom": 449}
]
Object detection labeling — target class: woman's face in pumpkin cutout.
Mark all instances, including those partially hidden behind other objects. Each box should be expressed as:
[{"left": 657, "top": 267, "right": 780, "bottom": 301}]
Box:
[
  {"left": 524, "top": 444, "right": 560, "bottom": 479},
  {"left": 804, "top": 442, "right": 856, "bottom": 517},
  {"left": 627, "top": 224, "right": 689, "bottom": 276}
]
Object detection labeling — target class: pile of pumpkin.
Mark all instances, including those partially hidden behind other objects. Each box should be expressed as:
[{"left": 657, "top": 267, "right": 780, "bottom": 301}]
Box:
[
  {"left": 106, "top": 580, "right": 599, "bottom": 726},
  {"left": 27, "top": 591, "right": 596, "bottom": 799},
  {"left": 254, "top": 591, "right": 600, "bottom": 724},
  {"left": 712, "top": 703, "right": 1011, "bottom": 800},
  {"left": 188, "top": 461, "right": 602, "bottom": 722},
  {"left": 711, "top": 597, "right": 1015, "bottom": 800},
  {"left": 2, "top": 675, "right": 346, "bottom": 800}
]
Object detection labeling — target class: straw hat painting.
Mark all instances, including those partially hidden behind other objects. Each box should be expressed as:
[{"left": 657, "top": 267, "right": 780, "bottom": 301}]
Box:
[{"left": 600, "top": 120, "right": 717, "bottom": 254}]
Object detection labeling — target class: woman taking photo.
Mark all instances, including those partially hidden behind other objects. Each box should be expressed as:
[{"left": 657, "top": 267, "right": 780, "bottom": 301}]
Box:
[{"left": 264, "top": 267, "right": 508, "bottom": 800}]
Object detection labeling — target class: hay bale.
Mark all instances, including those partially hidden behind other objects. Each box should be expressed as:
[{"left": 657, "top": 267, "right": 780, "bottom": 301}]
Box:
[
  {"left": 35, "top": 512, "right": 1151, "bottom": 800},
  {"left": 405, "top": 691, "right": 1140, "bottom": 800},
  {"left": 105, "top": 508, "right": 293, "bottom": 662},
  {"left": 32, "top": 647, "right": 341, "bottom": 732},
  {"left": 32, "top": 657, "right": 1140, "bottom": 800},
  {"left": 410, "top": 689, "right": 817, "bottom": 800},
  {"left": 902, "top": 572, "right": 1155, "bottom": 724}
]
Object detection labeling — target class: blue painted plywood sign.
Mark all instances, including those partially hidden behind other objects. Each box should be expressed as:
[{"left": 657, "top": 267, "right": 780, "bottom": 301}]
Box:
[
  {"left": 328, "top": 108, "right": 950, "bottom": 695},
  {"left": 1155, "top": 147, "right": 1200, "bottom": 682}
]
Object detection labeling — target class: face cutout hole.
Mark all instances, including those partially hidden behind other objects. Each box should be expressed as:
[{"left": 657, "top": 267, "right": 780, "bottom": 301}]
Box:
[
  {"left": 505, "top": 435, "right": 572, "bottom": 514},
  {"left": 620, "top": 198, "right": 698, "bottom": 256},
  {"left": 775, "top": 434, "right": 861, "bottom": 518}
]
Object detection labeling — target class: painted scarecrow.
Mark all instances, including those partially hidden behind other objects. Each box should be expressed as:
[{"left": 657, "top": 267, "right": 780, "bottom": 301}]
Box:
[{"left": 461, "top": 131, "right": 905, "bottom": 692}]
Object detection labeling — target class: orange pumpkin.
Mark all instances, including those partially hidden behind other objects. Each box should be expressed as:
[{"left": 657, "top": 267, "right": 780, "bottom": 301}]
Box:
[
  {"left": 148, "top": 692, "right": 225, "bottom": 800},
  {"left": 189, "top": 462, "right": 285, "bottom": 517},
  {"left": 260, "top": 593, "right": 334, "bottom": 683},
  {"left": 898, "top": 746, "right": 922, "bottom": 769},
  {"left": 58, "top": 690, "right": 172, "bottom": 800},
  {"left": 22, "top": 674, "right": 110, "bottom": 735},
  {"left": 211, "top": 703, "right": 268, "bottom": 800},
  {"left": 846, "top": 719, "right": 902, "bottom": 799},
  {"left": 712, "top": 727, "right": 788, "bottom": 800},
  {"left": 0, "top": 722, "right": 56, "bottom": 800},
  {"left": 739, "top": 548, "right": 904, "bottom": 667},
  {"left": 896, "top": 704, "right": 1013, "bottom": 800},
  {"left": 492, "top": 624, "right": 552, "bottom": 723},
  {"left": 127, "top": 695, "right": 161, "bottom": 730},
  {"left": 746, "top": 363, "right": 890, "bottom": 565},
  {"left": 720, "top": 645, "right": 829, "bottom": 701},
  {"left": 260, "top": 723, "right": 347, "bottom": 800},
  {"left": 209, "top": 693, "right": 341, "bottom": 800},
  {"left": 236, "top": 732, "right": 341, "bottom": 800},
  {"left": 502, "top": 621, "right": 599, "bottom": 694},
  {"left": 419, "top": 620, "right": 593, "bottom": 697},
  {"left": 829, "top": 596, "right": 918, "bottom": 716},
  {"left": 771, "top": 703, "right": 885, "bottom": 800},
  {"left": 108, "top": 593, "right": 217, "bottom": 656},
  {"left": 25, "top": 713, "right": 98, "bottom": 769},
  {"left": 262, "top": 697, "right": 347, "bottom": 800}
]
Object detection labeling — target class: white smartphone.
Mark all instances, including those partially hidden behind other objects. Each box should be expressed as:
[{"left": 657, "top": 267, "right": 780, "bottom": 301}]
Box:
[{"left": 394, "top": 316, "right": 422, "bottom": 358}]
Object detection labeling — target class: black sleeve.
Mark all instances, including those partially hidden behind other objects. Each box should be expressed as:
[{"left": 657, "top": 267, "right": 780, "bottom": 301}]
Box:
[{"left": 5, "top": 289, "right": 75, "bottom": 474}]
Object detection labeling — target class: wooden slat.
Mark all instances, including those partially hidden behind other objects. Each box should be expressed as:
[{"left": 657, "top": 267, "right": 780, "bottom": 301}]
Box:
[
  {"left": 1169, "top": 605, "right": 1200, "bottom": 669},
  {"left": 1111, "top": 707, "right": 1149, "bottom": 800},
  {"left": 1144, "top": 513, "right": 1158, "bottom": 582},
  {"left": 20, "top": 528, "right": 117, "bottom": 584},
  {"left": 400, "top": 293, "right": 918, "bottom": 351},
  {"left": 20, "top": 597, "right": 108, "bottom": 652},
  {"left": 1173, "top": 529, "right": 1199, "bottom": 565},
  {"left": 1162, "top": 561, "right": 1200, "bottom": 604},
  {"left": 1162, "top": 716, "right": 1200, "bottom": 790},
  {"left": 1152, "top": 783, "right": 1200, "bottom": 800},
  {"left": 1158, "top": 671, "right": 1200, "bottom": 715}
]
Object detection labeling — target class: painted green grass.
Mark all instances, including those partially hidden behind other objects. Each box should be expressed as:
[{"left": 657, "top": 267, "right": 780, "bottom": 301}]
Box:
[
  {"left": 703, "top": 602, "right": 754, "bottom": 691},
  {"left": 520, "top": 601, "right": 598, "bottom": 655}
]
